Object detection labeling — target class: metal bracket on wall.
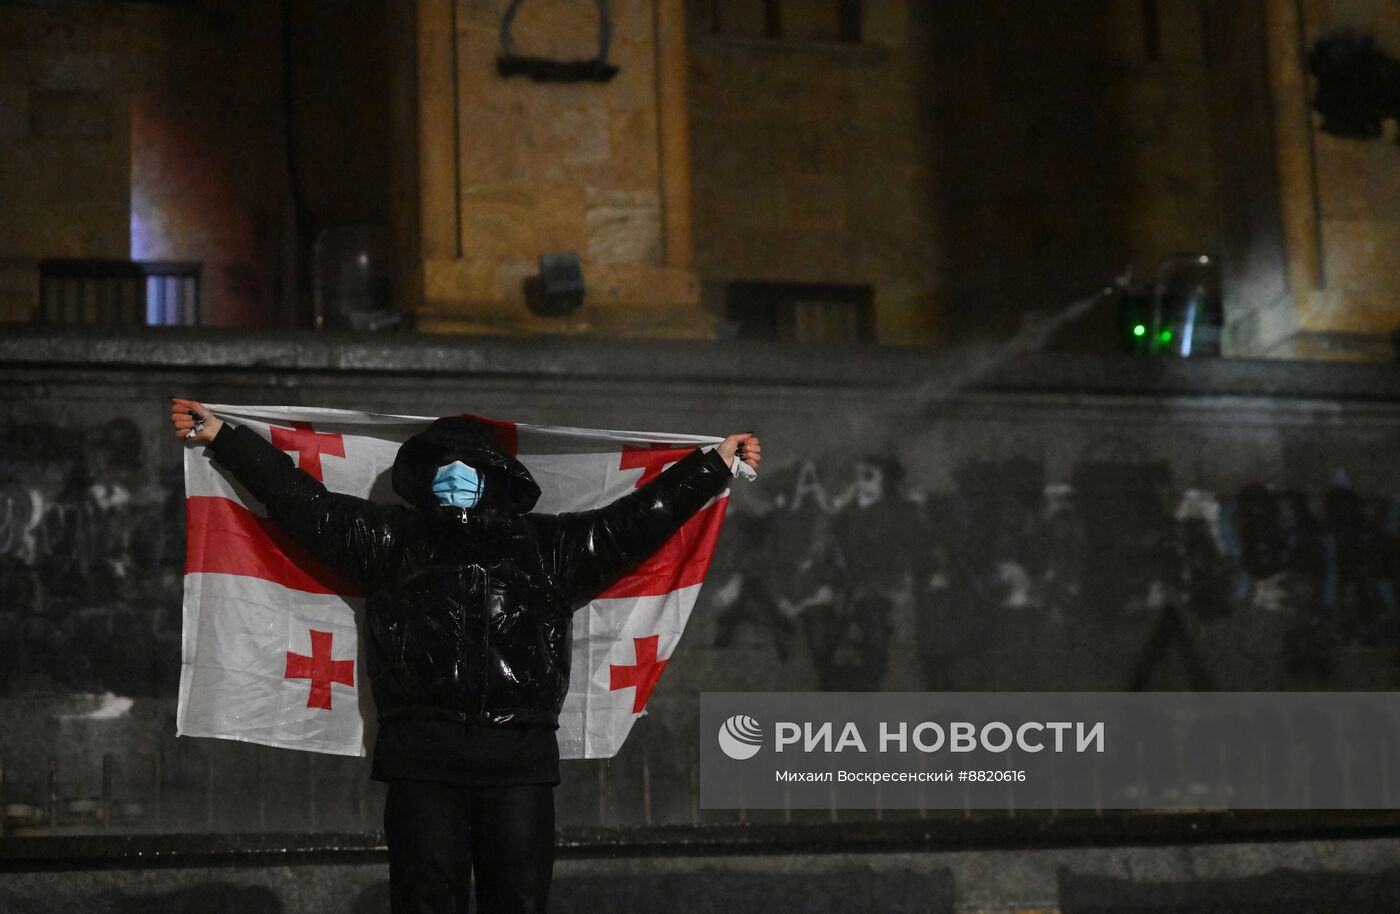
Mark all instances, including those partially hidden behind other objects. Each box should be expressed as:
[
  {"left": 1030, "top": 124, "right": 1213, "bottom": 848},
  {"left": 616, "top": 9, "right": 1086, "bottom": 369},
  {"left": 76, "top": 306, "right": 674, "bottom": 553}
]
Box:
[{"left": 496, "top": 0, "right": 620, "bottom": 83}]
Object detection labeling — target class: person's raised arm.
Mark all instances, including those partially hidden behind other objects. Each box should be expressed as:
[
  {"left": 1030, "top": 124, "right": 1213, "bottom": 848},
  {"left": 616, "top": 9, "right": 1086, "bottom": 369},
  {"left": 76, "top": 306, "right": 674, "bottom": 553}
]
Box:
[
  {"left": 534, "top": 433, "right": 761, "bottom": 607},
  {"left": 170, "top": 397, "right": 401, "bottom": 589}
]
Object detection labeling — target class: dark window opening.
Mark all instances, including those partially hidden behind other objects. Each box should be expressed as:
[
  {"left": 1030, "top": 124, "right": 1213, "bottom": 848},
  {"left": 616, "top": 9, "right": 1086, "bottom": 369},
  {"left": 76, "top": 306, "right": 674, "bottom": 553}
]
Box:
[
  {"left": 725, "top": 280, "right": 875, "bottom": 343},
  {"left": 698, "top": 0, "right": 863, "bottom": 45},
  {"left": 1142, "top": 0, "right": 1162, "bottom": 64},
  {"left": 764, "top": 0, "right": 782, "bottom": 40},
  {"left": 837, "top": 0, "right": 862, "bottom": 43}
]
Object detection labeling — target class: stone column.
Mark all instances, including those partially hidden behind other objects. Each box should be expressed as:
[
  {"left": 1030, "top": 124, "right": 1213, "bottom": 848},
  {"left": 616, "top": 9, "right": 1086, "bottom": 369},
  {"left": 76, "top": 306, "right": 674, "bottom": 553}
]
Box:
[
  {"left": 655, "top": 0, "right": 694, "bottom": 271},
  {"left": 416, "top": 0, "right": 462, "bottom": 263},
  {"left": 1258, "top": 0, "right": 1400, "bottom": 360},
  {"left": 1201, "top": 0, "right": 1296, "bottom": 357},
  {"left": 1264, "top": 0, "right": 1322, "bottom": 304},
  {"left": 393, "top": 0, "right": 712, "bottom": 339}
]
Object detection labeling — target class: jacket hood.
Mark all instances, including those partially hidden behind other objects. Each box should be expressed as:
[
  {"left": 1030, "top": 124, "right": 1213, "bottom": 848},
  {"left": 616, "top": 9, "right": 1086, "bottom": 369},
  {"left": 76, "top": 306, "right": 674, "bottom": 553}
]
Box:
[{"left": 392, "top": 415, "right": 541, "bottom": 514}]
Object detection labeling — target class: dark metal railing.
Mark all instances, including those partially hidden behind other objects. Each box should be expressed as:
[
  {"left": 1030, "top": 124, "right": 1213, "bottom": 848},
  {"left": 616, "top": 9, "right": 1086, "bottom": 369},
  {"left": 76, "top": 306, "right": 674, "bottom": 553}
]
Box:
[{"left": 37, "top": 259, "right": 201, "bottom": 326}]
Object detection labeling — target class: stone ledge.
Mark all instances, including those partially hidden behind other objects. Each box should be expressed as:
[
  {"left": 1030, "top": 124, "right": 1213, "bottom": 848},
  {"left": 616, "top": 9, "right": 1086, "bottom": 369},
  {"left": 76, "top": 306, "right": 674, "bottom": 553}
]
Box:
[
  {"left": 3, "top": 324, "right": 1400, "bottom": 403},
  {"left": 3, "top": 811, "right": 1400, "bottom": 872}
]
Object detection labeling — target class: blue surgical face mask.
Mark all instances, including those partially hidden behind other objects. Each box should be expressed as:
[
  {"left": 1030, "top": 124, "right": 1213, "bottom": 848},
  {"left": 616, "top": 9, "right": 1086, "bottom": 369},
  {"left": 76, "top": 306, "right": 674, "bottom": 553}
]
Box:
[{"left": 431, "top": 461, "right": 483, "bottom": 509}]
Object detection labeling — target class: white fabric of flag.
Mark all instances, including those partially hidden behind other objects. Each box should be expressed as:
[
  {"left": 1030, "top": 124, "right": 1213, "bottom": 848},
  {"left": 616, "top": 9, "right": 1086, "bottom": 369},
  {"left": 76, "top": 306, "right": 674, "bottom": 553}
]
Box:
[{"left": 177, "top": 404, "right": 730, "bottom": 759}]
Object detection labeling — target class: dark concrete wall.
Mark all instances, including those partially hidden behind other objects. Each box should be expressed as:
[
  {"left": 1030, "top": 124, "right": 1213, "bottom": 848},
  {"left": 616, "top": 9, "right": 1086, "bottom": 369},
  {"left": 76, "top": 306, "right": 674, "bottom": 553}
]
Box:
[{"left": 4, "top": 328, "right": 1400, "bottom": 839}]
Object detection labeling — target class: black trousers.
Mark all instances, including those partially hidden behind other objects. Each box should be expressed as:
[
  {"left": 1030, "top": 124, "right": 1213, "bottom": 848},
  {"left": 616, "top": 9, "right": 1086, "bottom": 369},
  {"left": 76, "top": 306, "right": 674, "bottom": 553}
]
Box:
[{"left": 383, "top": 780, "right": 555, "bottom": 914}]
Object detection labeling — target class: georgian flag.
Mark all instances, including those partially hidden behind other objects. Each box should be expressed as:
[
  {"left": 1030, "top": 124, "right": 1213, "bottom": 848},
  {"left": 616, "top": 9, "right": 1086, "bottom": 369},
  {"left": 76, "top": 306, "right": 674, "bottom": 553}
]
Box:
[{"left": 177, "top": 405, "right": 730, "bottom": 759}]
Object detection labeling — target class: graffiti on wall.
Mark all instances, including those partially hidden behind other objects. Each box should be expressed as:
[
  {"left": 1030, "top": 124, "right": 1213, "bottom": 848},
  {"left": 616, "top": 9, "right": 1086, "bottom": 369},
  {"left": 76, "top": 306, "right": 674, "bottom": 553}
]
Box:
[
  {"left": 0, "top": 419, "right": 185, "bottom": 698},
  {"left": 700, "top": 438, "right": 1400, "bottom": 692},
  {"left": 2, "top": 417, "right": 1397, "bottom": 699}
]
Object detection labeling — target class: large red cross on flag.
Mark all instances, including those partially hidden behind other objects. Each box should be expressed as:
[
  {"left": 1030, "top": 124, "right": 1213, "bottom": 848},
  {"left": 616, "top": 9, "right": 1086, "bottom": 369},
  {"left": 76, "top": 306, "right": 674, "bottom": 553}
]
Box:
[{"left": 177, "top": 404, "right": 730, "bottom": 759}]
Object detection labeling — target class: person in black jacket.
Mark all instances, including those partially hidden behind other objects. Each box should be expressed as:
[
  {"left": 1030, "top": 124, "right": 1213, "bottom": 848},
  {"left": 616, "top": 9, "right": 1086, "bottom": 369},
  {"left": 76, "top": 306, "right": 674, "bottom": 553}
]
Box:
[{"left": 169, "top": 397, "right": 760, "bottom": 914}]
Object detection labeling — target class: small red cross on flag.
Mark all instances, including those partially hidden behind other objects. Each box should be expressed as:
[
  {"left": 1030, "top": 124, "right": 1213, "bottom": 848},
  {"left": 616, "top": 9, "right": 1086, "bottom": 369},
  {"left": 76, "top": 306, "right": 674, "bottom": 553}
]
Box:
[
  {"left": 285, "top": 629, "right": 355, "bottom": 710},
  {"left": 608, "top": 634, "right": 669, "bottom": 714},
  {"left": 270, "top": 421, "right": 345, "bottom": 481},
  {"left": 619, "top": 444, "right": 690, "bottom": 488}
]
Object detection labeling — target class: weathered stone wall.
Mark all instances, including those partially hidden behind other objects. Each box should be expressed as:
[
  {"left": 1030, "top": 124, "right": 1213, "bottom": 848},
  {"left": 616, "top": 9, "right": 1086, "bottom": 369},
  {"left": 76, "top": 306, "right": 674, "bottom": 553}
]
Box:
[
  {"left": 688, "top": 1, "right": 1223, "bottom": 346},
  {"left": 129, "top": 0, "right": 395, "bottom": 330},
  {"left": 0, "top": 4, "right": 132, "bottom": 322},
  {"left": 0, "top": 0, "right": 394, "bottom": 329},
  {"left": 3, "top": 328, "right": 1400, "bottom": 840},
  {"left": 2, "top": 0, "right": 1394, "bottom": 354},
  {"left": 126, "top": 0, "right": 290, "bottom": 329}
]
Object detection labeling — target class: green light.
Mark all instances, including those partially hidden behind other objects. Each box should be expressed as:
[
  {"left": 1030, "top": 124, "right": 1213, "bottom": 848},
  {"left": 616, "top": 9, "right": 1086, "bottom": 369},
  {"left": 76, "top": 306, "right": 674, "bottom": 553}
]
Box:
[
  {"left": 1132, "top": 324, "right": 1146, "bottom": 337},
  {"left": 1159, "top": 329, "right": 1172, "bottom": 344}
]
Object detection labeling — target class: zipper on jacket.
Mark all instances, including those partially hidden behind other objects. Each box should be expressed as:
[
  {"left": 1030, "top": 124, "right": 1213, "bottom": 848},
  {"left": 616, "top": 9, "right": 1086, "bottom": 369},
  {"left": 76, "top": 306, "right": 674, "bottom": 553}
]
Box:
[{"left": 479, "top": 570, "right": 490, "bottom": 716}]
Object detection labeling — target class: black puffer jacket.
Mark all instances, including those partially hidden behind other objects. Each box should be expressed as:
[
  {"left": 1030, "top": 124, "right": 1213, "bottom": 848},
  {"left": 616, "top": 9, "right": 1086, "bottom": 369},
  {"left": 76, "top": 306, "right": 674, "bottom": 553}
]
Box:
[{"left": 207, "top": 415, "right": 732, "bottom": 727}]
